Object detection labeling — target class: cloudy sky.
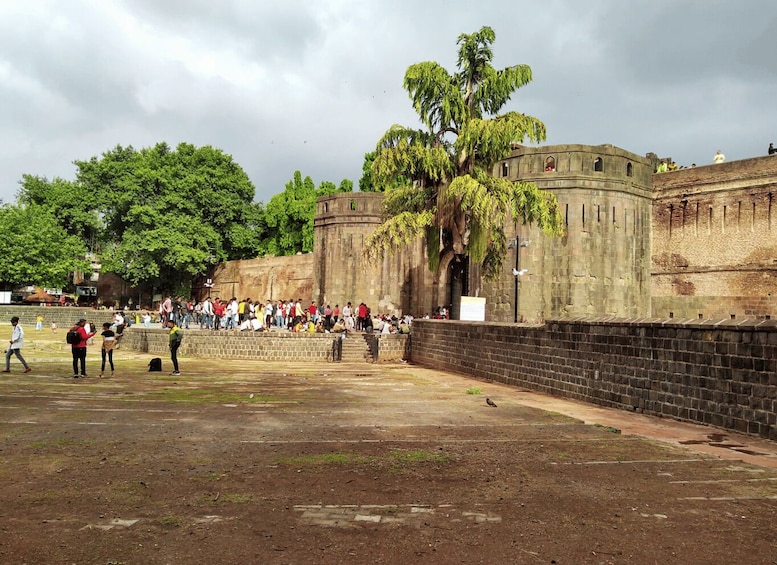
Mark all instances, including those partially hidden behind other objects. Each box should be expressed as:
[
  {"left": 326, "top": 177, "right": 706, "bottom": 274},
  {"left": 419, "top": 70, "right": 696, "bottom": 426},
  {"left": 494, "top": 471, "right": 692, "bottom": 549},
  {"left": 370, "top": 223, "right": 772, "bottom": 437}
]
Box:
[{"left": 1, "top": 0, "right": 776, "bottom": 205}]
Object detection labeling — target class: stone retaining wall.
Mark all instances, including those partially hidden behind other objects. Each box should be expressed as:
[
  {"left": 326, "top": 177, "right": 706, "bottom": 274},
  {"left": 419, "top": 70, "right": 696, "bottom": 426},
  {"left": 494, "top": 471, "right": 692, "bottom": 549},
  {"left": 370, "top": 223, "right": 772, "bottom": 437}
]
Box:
[
  {"left": 0, "top": 306, "right": 118, "bottom": 329},
  {"left": 118, "top": 328, "right": 409, "bottom": 363},
  {"left": 373, "top": 334, "right": 411, "bottom": 362},
  {"left": 408, "top": 318, "right": 777, "bottom": 440}
]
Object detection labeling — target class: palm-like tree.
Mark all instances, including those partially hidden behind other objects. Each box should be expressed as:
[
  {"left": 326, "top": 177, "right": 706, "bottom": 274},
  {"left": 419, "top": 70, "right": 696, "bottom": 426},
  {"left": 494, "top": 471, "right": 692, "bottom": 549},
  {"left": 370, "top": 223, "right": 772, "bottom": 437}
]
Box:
[{"left": 366, "top": 27, "right": 564, "bottom": 312}]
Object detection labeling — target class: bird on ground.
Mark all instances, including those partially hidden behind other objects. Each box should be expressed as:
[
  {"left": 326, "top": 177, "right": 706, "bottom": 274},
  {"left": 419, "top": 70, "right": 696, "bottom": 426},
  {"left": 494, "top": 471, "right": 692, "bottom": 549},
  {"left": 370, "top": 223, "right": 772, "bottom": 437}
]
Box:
[{"left": 486, "top": 398, "right": 497, "bottom": 407}]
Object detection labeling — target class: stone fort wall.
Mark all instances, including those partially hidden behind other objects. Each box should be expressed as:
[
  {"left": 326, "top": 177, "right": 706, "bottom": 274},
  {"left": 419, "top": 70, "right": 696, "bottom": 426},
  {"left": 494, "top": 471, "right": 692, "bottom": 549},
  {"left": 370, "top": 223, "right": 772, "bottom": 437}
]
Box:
[
  {"left": 206, "top": 146, "right": 776, "bottom": 322},
  {"left": 483, "top": 144, "right": 654, "bottom": 322},
  {"left": 409, "top": 318, "right": 777, "bottom": 440},
  {"left": 312, "top": 193, "right": 437, "bottom": 317},
  {"left": 652, "top": 155, "right": 777, "bottom": 320}
]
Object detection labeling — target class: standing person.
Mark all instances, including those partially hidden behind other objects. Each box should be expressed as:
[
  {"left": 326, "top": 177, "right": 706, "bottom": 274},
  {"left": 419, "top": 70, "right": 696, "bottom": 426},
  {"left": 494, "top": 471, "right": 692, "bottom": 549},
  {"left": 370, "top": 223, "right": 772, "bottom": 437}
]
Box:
[
  {"left": 324, "top": 304, "right": 332, "bottom": 331},
  {"left": 3, "top": 316, "right": 31, "bottom": 373},
  {"left": 342, "top": 302, "right": 354, "bottom": 333},
  {"left": 70, "top": 318, "right": 95, "bottom": 378},
  {"left": 99, "top": 322, "right": 116, "bottom": 378},
  {"left": 275, "top": 300, "right": 285, "bottom": 329},
  {"left": 167, "top": 319, "right": 182, "bottom": 376},
  {"left": 264, "top": 300, "right": 274, "bottom": 329},
  {"left": 357, "top": 302, "right": 368, "bottom": 332},
  {"left": 294, "top": 298, "right": 304, "bottom": 326},
  {"left": 213, "top": 298, "right": 224, "bottom": 330},
  {"left": 200, "top": 297, "right": 214, "bottom": 329},
  {"left": 35, "top": 314, "right": 44, "bottom": 331},
  {"left": 161, "top": 295, "right": 173, "bottom": 324}
]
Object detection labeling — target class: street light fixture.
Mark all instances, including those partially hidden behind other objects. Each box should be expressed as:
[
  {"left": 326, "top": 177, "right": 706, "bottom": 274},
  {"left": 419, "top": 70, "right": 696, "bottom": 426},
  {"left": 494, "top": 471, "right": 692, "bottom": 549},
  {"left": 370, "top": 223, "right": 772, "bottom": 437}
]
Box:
[{"left": 507, "top": 236, "right": 530, "bottom": 323}]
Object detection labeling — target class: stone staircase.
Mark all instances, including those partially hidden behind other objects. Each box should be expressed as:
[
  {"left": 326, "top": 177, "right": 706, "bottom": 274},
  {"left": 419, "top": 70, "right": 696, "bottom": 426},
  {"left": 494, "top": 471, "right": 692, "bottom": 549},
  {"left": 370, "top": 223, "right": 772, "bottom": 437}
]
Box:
[{"left": 337, "top": 333, "right": 376, "bottom": 362}]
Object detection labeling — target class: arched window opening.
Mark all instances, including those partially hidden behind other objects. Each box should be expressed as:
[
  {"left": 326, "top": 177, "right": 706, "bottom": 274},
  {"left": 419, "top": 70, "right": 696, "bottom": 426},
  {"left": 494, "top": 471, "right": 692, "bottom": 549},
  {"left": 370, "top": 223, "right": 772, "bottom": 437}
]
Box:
[
  {"left": 594, "top": 157, "right": 604, "bottom": 172},
  {"left": 350, "top": 200, "right": 357, "bottom": 211},
  {"left": 626, "top": 162, "right": 633, "bottom": 177},
  {"left": 544, "top": 156, "right": 556, "bottom": 172},
  {"left": 501, "top": 162, "right": 509, "bottom": 177}
]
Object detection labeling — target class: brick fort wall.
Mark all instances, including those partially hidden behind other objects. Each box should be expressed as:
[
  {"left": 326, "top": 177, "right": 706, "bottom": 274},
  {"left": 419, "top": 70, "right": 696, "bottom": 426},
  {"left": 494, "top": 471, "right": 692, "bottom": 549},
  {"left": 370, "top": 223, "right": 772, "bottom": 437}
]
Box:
[{"left": 408, "top": 318, "right": 777, "bottom": 440}]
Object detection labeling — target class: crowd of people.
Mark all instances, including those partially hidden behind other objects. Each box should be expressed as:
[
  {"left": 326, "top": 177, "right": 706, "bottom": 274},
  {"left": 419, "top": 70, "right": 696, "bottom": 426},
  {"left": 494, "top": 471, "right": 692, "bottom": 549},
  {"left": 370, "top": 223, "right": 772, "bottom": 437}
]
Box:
[
  {"left": 657, "top": 144, "right": 776, "bottom": 173},
  {"left": 153, "top": 295, "right": 419, "bottom": 336}
]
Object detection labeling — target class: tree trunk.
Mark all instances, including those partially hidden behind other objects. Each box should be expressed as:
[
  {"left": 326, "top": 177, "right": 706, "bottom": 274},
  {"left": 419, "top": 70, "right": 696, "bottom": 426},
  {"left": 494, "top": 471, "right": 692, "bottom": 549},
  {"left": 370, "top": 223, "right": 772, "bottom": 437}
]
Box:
[{"left": 448, "top": 256, "right": 468, "bottom": 321}]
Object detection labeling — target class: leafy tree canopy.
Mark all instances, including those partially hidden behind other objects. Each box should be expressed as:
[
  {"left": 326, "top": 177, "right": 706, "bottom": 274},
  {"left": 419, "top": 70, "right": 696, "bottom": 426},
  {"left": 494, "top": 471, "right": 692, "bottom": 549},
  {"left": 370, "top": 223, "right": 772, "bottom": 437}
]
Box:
[
  {"left": 17, "top": 142, "right": 264, "bottom": 292},
  {"left": 260, "top": 171, "right": 353, "bottom": 255},
  {"left": 0, "top": 203, "right": 90, "bottom": 288},
  {"left": 366, "top": 26, "right": 563, "bottom": 281}
]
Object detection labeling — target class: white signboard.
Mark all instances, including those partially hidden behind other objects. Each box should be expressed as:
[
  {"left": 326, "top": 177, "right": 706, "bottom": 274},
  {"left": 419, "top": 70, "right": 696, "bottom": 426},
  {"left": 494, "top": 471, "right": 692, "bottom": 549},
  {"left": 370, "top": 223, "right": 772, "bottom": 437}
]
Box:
[
  {"left": 0, "top": 291, "right": 10, "bottom": 305},
  {"left": 460, "top": 296, "right": 486, "bottom": 321}
]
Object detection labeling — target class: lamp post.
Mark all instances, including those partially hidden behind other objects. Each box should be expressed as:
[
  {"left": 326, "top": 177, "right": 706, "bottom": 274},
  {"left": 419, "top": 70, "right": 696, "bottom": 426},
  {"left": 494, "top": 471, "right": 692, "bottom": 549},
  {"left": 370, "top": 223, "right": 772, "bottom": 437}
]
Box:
[{"left": 507, "top": 236, "right": 530, "bottom": 323}]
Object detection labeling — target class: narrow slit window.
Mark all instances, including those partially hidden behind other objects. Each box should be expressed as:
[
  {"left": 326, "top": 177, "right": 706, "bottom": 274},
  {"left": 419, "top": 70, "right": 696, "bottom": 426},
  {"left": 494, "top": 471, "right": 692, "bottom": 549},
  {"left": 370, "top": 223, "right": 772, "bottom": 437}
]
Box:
[{"left": 594, "top": 157, "right": 603, "bottom": 172}]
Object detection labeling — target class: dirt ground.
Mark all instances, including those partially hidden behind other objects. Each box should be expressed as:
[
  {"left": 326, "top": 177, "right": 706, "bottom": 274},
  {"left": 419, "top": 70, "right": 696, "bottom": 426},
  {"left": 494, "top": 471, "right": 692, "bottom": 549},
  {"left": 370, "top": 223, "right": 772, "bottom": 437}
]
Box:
[{"left": 1, "top": 329, "right": 777, "bottom": 564}]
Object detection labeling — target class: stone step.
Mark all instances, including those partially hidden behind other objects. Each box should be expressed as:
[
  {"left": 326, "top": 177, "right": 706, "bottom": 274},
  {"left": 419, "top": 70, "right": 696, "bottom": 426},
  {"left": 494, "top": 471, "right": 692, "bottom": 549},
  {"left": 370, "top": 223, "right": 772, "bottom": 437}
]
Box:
[{"left": 336, "top": 334, "right": 376, "bottom": 362}]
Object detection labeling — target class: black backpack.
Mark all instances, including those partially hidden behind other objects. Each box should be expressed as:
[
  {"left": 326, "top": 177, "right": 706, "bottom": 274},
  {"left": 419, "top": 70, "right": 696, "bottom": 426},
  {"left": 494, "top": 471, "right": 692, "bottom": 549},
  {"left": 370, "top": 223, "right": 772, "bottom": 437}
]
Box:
[
  {"left": 148, "top": 358, "right": 162, "bottom": 372},
  {"left": 66, "top": 328, "right": 80, "bottom": 345}
]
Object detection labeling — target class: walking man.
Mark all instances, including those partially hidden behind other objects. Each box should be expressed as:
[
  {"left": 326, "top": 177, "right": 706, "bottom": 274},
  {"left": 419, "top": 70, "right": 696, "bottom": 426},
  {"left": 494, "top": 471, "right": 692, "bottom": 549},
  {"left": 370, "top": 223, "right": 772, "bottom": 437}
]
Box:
[
  {"left": 3, "top": 316, "right": 31, "bottom": 373},
  {"left": 167, "top": 319, "right": 182, "bottom": 375}
]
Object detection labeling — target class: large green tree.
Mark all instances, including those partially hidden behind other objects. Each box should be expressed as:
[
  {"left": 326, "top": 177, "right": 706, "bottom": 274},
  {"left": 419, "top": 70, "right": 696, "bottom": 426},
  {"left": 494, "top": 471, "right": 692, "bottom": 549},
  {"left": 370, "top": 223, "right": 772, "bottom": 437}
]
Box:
[
  {"left": 366, "top": 27, "right": 563, "bottom": 307},
  {"left": 18, "top": 174, "right": 102, "bottom": 251},
  {"left": 99, "top": 144, "right": 262, "bottom": 292},
  {"left": 260, "top": 171, "right": 352, "bottom": 255},
  {"left": 19, "top": 142, "right": 264, "bottom": 293},
  {"left": 0, "top": 203, "right": 90, "bottom": 287}
]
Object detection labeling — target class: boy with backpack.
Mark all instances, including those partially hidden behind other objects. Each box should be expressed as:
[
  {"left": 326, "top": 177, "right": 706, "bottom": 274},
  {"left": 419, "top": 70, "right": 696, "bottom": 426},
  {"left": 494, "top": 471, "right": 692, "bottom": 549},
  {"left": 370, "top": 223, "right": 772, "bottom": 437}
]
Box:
[{"left": 68, "top": 318, "right": 95, "bottom": 378}]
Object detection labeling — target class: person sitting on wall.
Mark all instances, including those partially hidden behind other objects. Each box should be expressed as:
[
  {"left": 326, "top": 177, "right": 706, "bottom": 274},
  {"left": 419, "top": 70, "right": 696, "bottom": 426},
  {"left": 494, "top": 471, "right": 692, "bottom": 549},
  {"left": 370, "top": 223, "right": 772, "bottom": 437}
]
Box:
[
  {"left": 713, "top": 149, "right": 725, "bottom": 164},
  {"left": 769, "top": 143, "right": 777, "bottom": 155},
  {"left": 332, "top": 318, "right": 346, "bottom": 334}
]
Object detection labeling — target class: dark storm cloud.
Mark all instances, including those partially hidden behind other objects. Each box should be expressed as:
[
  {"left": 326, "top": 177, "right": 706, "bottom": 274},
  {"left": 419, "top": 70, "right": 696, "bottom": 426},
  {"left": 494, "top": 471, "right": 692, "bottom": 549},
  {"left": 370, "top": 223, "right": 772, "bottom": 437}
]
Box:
[{"left": 1, "top": 0, "right": 776, "bottom": 206}]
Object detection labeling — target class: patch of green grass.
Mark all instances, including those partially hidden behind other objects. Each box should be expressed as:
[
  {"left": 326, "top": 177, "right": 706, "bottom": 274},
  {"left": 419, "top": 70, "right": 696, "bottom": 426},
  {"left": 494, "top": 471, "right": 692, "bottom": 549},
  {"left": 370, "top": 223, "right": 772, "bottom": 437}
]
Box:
[
  {"left": 274, "top": 449, "right": 450, "bottom": 471},
  {"left": 156, "top": 515, "right": 185, "bottom": 527},
  {"left": 542, "top": 411, "right": 582, "bottom": 423},
  {"left": 28, "top": 438, "right": 90, "bottom": 450},
  {"left": 465, "top": 387, "right": 482, "bottom": 395},
  {"left": 274, "top": 452, "right": 372, "bottom": 466},
  {"left": 145, "top": 387, "right": 279, "bottom": 404},
  {"left": 220, "top": 493, "right": 252, "bottom": 504}
]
